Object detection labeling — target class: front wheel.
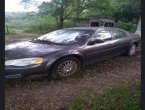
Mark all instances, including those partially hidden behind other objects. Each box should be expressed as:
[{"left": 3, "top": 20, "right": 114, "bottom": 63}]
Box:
[
  {"left": 127, "top": 44, "right": 136, "bottom": 56},
  {"left": 51, "top": 57, "right": 81, "bottom": 79}
]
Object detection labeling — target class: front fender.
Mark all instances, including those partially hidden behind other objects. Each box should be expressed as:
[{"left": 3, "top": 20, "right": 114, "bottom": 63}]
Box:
[{"left": 45, "top": 51, "right": 85, "bottom": 71}]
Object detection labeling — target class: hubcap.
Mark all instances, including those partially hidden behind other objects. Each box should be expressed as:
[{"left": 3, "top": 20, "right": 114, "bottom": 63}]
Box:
[
  {"left": 57, "top": 60, "right": 78, "bottom": 76},
  {"left": 129, "top": 45, "right": 136, "bottom": 55}
]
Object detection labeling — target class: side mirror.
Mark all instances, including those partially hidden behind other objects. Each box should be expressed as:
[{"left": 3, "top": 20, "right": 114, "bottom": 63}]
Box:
[{"left": 88, "top": 38, "right": 104, "bottom": 45}]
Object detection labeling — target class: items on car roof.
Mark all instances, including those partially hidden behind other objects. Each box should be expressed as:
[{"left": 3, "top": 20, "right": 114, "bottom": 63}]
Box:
[{"left": 75, "top": 17, "right": 115, "bottom": 27}]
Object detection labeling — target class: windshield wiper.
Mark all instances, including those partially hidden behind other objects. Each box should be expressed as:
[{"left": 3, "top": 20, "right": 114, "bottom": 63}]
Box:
[{"left": 31, "top": 39, "right": 49, "bottom": 43}]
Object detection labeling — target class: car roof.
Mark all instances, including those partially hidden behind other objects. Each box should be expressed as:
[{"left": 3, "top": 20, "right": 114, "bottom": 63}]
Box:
[
  {"left": 60, "top": 27, "right": 128, "bottom": 33},
  {"left": 105, "top": 27, "right": 129, "bottom": 33},
  {"left": 63, "top": 27, "right": 105, "bottom": 31},
  {"left": 63, "top": 27, "right": 122, "bottom": 31}
]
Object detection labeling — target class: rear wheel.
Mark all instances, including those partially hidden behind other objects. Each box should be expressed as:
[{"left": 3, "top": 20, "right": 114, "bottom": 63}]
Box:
[
  {"left": 127, "top": 43, "right": 136, "bottom": 56},
  {"left": 51, "top": 57, "right": 81, "bottom": 79}
]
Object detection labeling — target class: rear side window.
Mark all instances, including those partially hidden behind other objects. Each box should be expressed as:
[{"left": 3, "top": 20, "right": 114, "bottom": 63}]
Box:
[{"left": 113, "top": 30, "right": 127, "bottom": 39}]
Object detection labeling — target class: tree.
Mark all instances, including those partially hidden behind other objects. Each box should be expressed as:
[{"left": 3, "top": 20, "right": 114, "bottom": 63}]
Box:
[
  {"left": 113, "top": 0, "right": 141, "bottom": 22},
  {"left": 20, "top": 0, "right": 140, "bottom": 31},
  {"left": 84, "top": 0, "right": 116, "bottom": 18},
  {"left": 68, "top": 0, "right": 89, "bottom": 21},
  {"left": 5, "top": 25, "right": 9, "bottom": 34},
  {"left": 38, "top": 0, "right": 71, "bottom": 29}
]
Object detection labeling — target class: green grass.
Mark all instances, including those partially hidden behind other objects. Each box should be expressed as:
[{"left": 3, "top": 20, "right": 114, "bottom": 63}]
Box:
[
  {"left": 5, "top": 28, "right": 39, "bottom": 36},
  {"left": 6, "top": 80, "right": 37, "bottom": 89},
  {"left": 68, "top": 97, "right": 86, "bottom": 110},
  {"left": 68, "top": 81, "right": 141, "bottom": 110},
  {"left": 5, "top": 28, "right": 17, "bottom": 35}
]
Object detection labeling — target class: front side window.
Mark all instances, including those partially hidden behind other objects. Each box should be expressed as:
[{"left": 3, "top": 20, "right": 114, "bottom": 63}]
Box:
[
  {"left": 113, "top": 30, "right": 127, "bottom": 39},
  {"left": 92, "top": 30, "right": 112, "bottom": 41}
]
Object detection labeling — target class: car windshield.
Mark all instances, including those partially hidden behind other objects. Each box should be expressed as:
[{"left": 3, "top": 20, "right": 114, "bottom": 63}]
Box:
[{"left": 36, "top": 29, "right": 95, "bottom": 45}]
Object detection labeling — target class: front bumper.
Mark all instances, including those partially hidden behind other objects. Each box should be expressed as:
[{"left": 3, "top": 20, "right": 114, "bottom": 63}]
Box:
[{"left": 5, "top": 63, "right": 49, "bottom": 79}]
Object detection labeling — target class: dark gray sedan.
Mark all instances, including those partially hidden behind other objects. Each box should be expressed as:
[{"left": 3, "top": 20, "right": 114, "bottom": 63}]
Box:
[{"left": 5, "top": 27, "right": 141, "bottom": 79}]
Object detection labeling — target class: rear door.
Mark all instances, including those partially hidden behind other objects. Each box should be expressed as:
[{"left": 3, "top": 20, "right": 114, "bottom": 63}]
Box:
[{"left": 108, "top": 28, "right": 131, "bottom": 54}]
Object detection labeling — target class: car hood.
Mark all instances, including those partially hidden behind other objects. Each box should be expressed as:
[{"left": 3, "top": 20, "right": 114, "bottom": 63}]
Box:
[{"left": 5, "top": 41, "right": 69, "bottom": 60}]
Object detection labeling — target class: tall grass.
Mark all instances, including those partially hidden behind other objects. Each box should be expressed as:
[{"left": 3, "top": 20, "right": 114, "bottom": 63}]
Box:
[{"left": 68, "top": 82, "right": 140, "bottom": 110}]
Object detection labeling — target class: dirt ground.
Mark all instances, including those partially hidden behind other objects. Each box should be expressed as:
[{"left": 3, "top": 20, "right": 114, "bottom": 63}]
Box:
[{"left": 5, "top": 35, "right": 141, "bottom": 110}]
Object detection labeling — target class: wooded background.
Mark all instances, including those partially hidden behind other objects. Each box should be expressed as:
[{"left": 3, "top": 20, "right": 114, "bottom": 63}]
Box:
[{"left": 5, "top": 0, "right": 141, "bottom": 34}]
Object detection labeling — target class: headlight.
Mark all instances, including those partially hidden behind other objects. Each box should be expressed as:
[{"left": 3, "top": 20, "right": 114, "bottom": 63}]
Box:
[{"left": 5, "top": 57, "right": 43, "bottom": 66}]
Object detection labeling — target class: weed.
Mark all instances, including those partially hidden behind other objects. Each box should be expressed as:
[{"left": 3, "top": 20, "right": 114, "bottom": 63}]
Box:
[
  {"left": 68, "top": 97, "right": 85, "bottom": 110},
  {"left": 24, "top": 80, "right": 36, "bottom": 88},
  {"left": 68, "top": 83, "right": 141, "bottom": 110}
]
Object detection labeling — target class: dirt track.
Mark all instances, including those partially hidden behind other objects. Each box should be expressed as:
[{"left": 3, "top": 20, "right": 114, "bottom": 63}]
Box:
[{"left": 5, "top": 35, "right": 141, "bottom": 110}]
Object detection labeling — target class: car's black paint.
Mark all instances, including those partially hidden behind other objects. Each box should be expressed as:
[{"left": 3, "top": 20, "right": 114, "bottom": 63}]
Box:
[{"left": 5, "top": 27, "right": 141, "bottom": 79}]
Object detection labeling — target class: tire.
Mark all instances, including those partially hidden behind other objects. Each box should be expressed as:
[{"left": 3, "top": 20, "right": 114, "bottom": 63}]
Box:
[
  {"left": 51, "top": 57, "right": 81, "bottom": 79},
  {"left": 127, "top": 43, "right": 136, "bottom": 56}
]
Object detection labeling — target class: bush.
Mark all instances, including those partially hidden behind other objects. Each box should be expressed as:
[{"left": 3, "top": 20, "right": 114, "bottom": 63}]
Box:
[
  {"left": 23, "top": 25, "right": 57, "bottom": 34},
  {"left": 116, "top": 21, "right": 137, "bottom": 32},
  {"left": 23, "top": 28, "right": 36, "bottom": 34},
  {"left": 5, "top": 28, "right": 17, "bottom": 35},
  {"left": 64, "top": 20, "right": 75, "bottom": 28}
]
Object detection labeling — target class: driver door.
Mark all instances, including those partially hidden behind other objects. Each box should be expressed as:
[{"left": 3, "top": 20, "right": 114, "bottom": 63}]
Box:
[{"left": 85, "top": 30, "right": 115, "bottom": 64}]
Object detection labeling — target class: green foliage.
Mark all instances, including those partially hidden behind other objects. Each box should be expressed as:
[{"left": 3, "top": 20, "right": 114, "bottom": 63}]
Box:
[
  {"left": 6, "top": 80, "right": 37, "bottom": 89},
  {"left": 5, "top": 28, "right": 17, "bottom": 35},
  {"left": 68, "top": 83, "right": 140, "bottom": 110},
  {"left": 91, "top": 85, "right": 140, "bottom": 110},
  {"left": 23, "top": 16, "right": 57, "bottom": 34},
  {"left": 63, "top": 19, "right": 75, "bottom": 28},
  {"left": 5, "top": 12, "right": 26, "bottom": 22},
  {"left": 7, "top": 19, "right": 29, "bottom": 29},
  {"left": 68, "top": 97, "right": 85, "bottom": 110},
  {"left": 38, "top": 0, "right": 72, "bottom": 28},
  {"left": 85, "top": 0, "right": 116, "bottom": 18},
  {"left": 113, "top": 0, "right": 141, "bottom": 22},
  {"left": 6, "top": 13, "right": 58, "bottom": 34},
  {"left": 116, "top": 21, "right": 137, "bottom": 32}
]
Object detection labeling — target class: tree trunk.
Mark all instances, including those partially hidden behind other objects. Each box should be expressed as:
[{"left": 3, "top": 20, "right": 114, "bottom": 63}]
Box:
[
  {"left": 6, "top": 25, "right": 9, "bottom": 34},
  {"left": 76, "top": 2, "right": 80, "bottom": 22},
  {"left": 59, "top": 5, "right": 64, "bottom": 29},
  {"left": 39, "top": 25, "right": 43, "bottom": 34},
  {"left": 59, "top": 17, "right": 64, "bottom": 29},
  {"left": 76, "top": 10, "right": 79, "bottom": 22},
  {"left": 55, "top": 16, "right": 59, "bottom": 29}
]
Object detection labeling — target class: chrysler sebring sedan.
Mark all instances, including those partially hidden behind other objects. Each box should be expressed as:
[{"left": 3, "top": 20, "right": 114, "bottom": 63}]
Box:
[{"left": 5, "top": 27, "right": 140, "bottom": 79}]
